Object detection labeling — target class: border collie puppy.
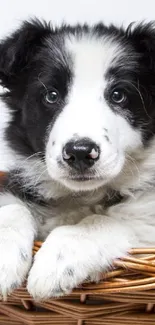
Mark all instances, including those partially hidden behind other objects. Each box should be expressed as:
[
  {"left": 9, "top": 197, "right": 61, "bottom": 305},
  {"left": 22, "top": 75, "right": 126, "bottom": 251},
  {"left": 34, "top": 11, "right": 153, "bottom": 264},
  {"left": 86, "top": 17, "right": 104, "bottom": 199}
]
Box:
[{"left": 0, "top": 19, "right": 155, "bottom": 300}]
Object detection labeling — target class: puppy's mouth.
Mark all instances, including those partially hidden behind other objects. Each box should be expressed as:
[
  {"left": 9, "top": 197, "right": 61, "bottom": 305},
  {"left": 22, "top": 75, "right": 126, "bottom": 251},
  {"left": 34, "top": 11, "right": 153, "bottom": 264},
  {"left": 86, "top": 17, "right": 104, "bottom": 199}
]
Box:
[
  {"left": 68, "top": 176, "right": 96, "bottom": 182},
  {"left": 68, "top": 175, "right": 100, "bottom": 182},
  {"left": 61, "top": 173, "right": 107, "bottom": 191},
  {"left": 66, "top": 169, "right": 99, "bottom": 182}
]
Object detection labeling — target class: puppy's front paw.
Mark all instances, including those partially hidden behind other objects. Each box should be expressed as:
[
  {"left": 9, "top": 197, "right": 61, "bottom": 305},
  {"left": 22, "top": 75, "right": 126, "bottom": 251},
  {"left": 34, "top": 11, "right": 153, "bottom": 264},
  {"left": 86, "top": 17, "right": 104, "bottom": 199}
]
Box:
[
  {"left": 27, "top": 231, "right": 89, "bottom": 299},
  {"left": 27, "top": 225, "right": 125, "bottom": 300},
  {"left": 0, "top": 233, "right": 32, "bottom": 298}
]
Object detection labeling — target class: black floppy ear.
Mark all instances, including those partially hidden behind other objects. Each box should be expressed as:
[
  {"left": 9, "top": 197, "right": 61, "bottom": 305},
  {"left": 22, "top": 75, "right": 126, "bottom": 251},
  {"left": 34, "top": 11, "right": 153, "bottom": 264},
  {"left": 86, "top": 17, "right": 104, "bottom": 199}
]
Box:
[
  {"left": 126, "top": 22, "right": 155, "bottom": 69},
  {"left": 0, "top": 19, "right": 52, "bottom": 89}
]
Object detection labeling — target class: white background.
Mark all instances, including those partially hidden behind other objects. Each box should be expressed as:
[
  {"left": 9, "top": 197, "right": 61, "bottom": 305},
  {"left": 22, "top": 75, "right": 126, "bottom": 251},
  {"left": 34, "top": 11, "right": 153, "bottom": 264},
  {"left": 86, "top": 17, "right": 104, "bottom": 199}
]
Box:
[{"left": 0, "top": 0, "right": 155, "bottom": 38}]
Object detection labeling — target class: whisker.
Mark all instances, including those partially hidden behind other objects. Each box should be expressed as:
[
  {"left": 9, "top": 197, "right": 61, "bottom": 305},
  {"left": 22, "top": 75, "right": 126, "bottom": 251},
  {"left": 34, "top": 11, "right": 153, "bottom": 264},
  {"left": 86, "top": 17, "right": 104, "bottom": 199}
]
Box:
[
  {"left": 14, "top": 152, "right": 42, "bottom": 174},
  {"left": 34, "top": 167, "right": 48, "bottom": 186},
  {"left": 125, "top": 153, "right": 141, "bottom": 184},
  {"left": 38, "top": 73, "right": 48, "bottom": 93}
]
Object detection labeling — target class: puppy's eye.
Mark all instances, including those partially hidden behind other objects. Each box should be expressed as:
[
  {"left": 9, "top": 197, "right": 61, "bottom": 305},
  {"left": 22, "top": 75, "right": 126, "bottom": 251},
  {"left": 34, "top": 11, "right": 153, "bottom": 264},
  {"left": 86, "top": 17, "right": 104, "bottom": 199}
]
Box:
[
  {"left": 45, "top": 91, "right": 59, "bottom": 104},
  {"left": 111, "top": 90, "right": 126, "bottom": 104}
]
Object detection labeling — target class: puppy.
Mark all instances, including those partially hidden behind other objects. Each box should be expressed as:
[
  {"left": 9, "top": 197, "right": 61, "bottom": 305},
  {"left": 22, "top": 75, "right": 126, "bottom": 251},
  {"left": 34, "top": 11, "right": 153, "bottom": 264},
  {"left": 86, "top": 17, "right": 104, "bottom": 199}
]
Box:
[{"left": 0, "top": 19, "right": 155, "bottom": 300}]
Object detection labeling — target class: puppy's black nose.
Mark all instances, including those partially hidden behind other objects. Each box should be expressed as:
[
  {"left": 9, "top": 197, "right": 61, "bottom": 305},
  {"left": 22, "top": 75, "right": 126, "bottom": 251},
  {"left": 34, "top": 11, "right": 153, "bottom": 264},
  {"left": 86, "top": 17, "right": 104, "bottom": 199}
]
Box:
[{"left": 63, "top": 139, "right": 100, "bottom": 171}]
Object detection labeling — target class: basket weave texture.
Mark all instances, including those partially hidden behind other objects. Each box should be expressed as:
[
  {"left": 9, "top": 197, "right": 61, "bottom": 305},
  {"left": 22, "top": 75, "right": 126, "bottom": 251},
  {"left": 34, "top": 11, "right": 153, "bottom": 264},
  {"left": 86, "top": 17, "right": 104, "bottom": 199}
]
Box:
[
  {"left": 0, "top": 244, "right": 155, "bottom": 324},
  {"left": 1, "top": 172, "right": 155, "bottom": 324}
]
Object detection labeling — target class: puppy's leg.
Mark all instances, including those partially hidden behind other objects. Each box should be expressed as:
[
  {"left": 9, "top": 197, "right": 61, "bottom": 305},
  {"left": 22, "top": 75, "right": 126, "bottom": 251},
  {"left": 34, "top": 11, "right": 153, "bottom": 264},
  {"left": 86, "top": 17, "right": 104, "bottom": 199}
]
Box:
[
  {"left": 27, "top": 212, "right": 135, "bottom": 300},
  {"left": 0, "top": 194, "right": 36, "bottom": 298},
  {"left": 28, "top": 191, "right": 155, "bottom": 300}
]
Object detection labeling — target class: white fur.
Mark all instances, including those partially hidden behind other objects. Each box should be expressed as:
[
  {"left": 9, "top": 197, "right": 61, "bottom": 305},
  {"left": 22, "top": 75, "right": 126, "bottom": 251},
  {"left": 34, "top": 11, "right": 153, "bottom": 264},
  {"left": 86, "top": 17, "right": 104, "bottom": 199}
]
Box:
[{"left": 0, "top": 201, "right": 36, "bottom": 298}]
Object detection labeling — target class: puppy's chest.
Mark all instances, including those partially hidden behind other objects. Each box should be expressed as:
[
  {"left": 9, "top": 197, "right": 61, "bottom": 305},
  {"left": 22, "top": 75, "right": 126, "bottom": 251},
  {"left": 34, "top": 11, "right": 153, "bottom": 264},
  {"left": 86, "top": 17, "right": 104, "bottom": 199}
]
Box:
[
  {"left": 33, "top": 203, "right": 94, "bottom": 240},
  {"left": 29, "top": 191, "right": 122, "bottom": 240}
]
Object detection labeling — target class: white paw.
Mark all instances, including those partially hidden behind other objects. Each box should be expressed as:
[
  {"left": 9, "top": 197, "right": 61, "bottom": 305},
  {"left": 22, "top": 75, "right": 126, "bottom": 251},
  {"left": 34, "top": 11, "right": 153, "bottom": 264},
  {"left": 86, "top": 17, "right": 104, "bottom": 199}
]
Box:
[
  {"left": 0, "top": 203, "right": 36, "bottom": 299},
  {"left": 0, "top": 231, "right": 32, "bottom": 298},
  {"left": 27, "top": 231, "right": 91, "bottom": 299},
  {"left": 27, "top": 225, "right": 128, "bottom": 300}
]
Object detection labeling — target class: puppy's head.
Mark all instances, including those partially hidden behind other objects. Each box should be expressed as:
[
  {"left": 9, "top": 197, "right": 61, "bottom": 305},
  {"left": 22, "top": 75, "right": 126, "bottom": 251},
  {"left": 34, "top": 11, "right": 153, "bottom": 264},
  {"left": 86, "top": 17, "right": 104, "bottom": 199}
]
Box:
[{"left": 1, "top": 20, "right": 155, "bottom": 191}]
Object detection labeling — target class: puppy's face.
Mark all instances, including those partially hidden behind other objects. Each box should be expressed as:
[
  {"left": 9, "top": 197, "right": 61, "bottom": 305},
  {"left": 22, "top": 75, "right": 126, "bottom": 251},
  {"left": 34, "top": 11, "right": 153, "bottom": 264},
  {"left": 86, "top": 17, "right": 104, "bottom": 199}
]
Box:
[
  {"left": 45, "top": 36, "right": 142, "bottom": 191},
  {"left": 1, "top": 21, "right": 155, "bottom": 191}
]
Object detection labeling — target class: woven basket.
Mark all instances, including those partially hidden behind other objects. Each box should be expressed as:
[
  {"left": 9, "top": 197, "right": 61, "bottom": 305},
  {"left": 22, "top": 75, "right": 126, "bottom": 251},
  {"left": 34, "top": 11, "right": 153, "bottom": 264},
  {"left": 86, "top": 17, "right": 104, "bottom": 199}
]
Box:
[{"left": 1, "top": 172, "right": 155, "bottom": 324}]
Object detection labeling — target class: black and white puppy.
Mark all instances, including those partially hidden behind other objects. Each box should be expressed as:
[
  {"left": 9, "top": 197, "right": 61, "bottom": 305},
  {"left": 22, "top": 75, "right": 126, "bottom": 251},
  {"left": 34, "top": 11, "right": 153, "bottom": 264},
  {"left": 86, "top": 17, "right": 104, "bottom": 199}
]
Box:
[{"left": 0, "top": 19, "right": 155, "bottom": 300}]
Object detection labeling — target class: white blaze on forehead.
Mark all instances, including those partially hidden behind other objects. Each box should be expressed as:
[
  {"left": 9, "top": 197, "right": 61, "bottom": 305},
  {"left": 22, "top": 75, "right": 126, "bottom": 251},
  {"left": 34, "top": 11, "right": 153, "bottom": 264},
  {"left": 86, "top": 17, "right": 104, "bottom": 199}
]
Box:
[
  {"left": 65, "top": 34, "right": 124, "bottom": 93},
  {"left": 49, "top": 34, "right": 127, "bottom": 143}
]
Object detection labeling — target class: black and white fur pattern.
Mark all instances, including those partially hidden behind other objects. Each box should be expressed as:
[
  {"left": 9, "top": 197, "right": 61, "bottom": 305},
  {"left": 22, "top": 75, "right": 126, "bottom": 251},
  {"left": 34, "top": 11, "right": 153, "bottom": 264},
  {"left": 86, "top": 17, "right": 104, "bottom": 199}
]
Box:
[{"left": 1, "top": 20, "right": 155, "bottom": 299}]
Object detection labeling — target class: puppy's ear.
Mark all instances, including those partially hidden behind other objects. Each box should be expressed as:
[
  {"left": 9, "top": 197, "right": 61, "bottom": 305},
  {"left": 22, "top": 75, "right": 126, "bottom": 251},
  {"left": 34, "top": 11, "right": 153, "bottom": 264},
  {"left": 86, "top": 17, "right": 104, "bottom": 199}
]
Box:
[
  {"left": 126, "top": 22, "right": 155, "bottom": 69},
  {"left": 0, "top": 19, "right": 51, "bottom": 89}
]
